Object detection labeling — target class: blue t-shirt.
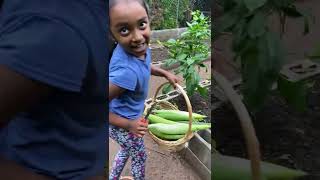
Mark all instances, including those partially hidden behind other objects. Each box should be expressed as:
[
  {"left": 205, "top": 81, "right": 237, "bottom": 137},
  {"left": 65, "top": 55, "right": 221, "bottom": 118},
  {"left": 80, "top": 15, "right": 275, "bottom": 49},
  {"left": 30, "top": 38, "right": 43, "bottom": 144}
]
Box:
[
  {"left": 0, "top": 0, "right": 108, "bottom": 179},
  {"left": 109, "top": 44, "right": 151, "bottom": 120}
]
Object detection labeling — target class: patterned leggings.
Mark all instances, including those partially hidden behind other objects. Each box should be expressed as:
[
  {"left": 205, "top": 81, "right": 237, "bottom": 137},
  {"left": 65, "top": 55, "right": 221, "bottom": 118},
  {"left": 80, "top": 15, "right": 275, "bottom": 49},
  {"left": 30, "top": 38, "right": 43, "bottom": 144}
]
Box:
[{"left": 109, "top": 125, "right": 147, "bottom": 180}]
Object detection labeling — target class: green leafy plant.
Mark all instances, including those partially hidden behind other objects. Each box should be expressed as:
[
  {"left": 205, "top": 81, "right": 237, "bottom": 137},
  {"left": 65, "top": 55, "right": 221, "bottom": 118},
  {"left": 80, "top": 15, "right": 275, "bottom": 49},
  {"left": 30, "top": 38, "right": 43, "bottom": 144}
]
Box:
[
  {"left": 159, "top": 10, "right": 211, "bottom": 97},
  {"left": 215, "top": 0, "right": 314, "bottom": 113}
]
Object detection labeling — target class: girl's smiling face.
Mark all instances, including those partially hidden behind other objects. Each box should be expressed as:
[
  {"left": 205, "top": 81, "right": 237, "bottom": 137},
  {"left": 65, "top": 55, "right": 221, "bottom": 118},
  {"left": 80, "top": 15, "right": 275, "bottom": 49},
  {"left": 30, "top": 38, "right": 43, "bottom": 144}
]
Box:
[{"left": 110, "top": 0, "right": 151, "bottom": 59}]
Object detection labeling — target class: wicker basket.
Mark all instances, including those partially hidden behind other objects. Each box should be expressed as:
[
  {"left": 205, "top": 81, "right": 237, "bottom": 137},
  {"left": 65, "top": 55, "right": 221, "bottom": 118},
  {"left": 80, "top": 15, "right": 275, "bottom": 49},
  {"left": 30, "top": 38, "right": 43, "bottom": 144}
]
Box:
[{"left": 145, "top": 82, "right": 194, "bottom": 152}]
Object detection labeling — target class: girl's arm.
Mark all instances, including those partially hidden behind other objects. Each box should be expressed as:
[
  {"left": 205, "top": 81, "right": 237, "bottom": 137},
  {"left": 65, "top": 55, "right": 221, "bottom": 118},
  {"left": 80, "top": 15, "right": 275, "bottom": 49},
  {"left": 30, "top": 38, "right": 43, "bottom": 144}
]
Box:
[
  {"left": 109, "top": 112, "right": 147, "bottom": 137},
  {"left": 108, "top": 83, "right": 147, "bottom": 137},
  {"left": 151, "top": 65, "right": 181, "bottom": 86},
  {"left": 108, "top": 83, "right": 125, "bottom": 101}
]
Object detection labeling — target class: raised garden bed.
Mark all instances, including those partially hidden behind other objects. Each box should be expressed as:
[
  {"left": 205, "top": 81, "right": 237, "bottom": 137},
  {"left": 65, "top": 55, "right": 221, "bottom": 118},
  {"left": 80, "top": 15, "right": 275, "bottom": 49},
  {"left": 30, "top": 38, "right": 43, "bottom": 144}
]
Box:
[
  {"left": 169, "top": 84, "right": 211, "bottom": 180},
  {"left": 213, "top": 75, "right": 320, "bottom": 179}
]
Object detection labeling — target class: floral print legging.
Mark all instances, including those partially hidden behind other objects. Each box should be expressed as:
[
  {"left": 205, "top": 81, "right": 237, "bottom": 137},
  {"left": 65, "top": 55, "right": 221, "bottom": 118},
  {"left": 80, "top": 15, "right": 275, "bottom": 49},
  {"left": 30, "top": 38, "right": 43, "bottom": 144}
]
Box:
[{"left": 109, "top": 125, "right": 147, "bottom": 180}]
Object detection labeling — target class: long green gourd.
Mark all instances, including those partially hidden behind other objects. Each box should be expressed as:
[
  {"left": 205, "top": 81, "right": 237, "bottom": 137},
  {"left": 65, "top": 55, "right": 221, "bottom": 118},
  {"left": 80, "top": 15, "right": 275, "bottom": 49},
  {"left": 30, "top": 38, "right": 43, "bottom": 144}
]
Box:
[
  {"left": 177, "top": 121, "right": 211, "bottom": 126},
  {"left": 148, "top": 114, "right": 211, "bottom": 126},
  {"left": 212, "top": 153, "right": 307, "bottom": 180},
  {"left": 149, "top": 127, "right": 184, "bottom": 140},
  {"left": 148, "top": 123, "right": 211, "bottom": 135},
  {"left": 153, "top": 110, "right": 207, "bottom": 121},
  {"left": 147, "top": 114, "right": 177, "bottom": 124}
]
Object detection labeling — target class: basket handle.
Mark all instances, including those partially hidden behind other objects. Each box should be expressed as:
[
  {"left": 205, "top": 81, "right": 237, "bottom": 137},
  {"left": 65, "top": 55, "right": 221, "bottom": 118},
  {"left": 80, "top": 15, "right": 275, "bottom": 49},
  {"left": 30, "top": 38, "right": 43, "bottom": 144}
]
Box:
[
  {"left": 213, "top": 70, "right": 261, "bottom": 180},
  {"left": 152, "top": 82, "right": 193, "bottom": 137}
]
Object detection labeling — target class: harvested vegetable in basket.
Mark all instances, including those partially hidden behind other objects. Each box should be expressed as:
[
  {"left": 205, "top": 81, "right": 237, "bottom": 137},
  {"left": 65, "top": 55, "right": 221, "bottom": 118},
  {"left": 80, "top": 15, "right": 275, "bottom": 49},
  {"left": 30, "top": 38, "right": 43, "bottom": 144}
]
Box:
[
  {"left": 149, "top": 127, "right": 184, "bottom": 140},
  {"left": 147, "top": 114, "right": 176, "bottom": 124},
  {"left": 153, "top": 110, "right": 207, "bottom": 121},
  {"left": 148, "top": 123, "right": 210, "bottom": 135}
]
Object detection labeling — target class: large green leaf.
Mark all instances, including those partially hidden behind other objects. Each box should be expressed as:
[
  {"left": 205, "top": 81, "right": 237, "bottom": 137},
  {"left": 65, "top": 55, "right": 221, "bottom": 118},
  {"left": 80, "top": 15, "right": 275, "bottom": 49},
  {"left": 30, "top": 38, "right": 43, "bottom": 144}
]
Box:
[
  {"left": 241, "top": 49, "right": 266, "bottom": 112},
  {"left": 186, "top": 58, "right": 194, "bottom": 66},
  {"left": 281, "top": 5, "right": 302, "bottom": 18},
  {"left": 220, "top": 0, "right": 237, "bottom": 11},
  {"left": 164, "top": 58, "right": 177, "bottom": 67},
  {"left": 243, "top": 0, "right": 267, "bottom": 12},
  {"left": 186, "top": 76, "right": 195, "bottom": 96},
  {"left": 248, "top": 12, "right": 266, "bottom": 38},
  {"left": 216, "top": 12, "right": 239, "bottom": 33},
  {"left": 270, "top": 0, "right": 295, "bottom": 9},
  {"left": 258, "top": 32, "right": 283, "bottom": 71},
  {"left": 177, "top": 53, "right": 188, "bottom": 61},
  {"left": 241, "top": 32, "right": 283, "bottom": 113},
  {"left": 232, "top": 19, "right": 247, "bottom": 52}
]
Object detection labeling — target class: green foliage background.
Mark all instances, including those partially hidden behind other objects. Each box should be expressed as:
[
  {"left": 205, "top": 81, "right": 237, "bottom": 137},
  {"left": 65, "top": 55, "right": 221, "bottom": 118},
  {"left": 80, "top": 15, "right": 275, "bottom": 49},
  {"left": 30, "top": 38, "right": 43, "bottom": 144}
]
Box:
[{"left": 146, "top": 0, "right": 208, "bottom": 30}]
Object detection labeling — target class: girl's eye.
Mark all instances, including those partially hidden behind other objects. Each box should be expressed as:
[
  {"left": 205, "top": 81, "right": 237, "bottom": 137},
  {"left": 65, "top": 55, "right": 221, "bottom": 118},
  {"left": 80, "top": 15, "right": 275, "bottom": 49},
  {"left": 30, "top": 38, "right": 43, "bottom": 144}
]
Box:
[
  {"left": 119, "top": 27, "right": 129, "bottom": 35},
  {"left": 139, "top": 22, "right": 147, "bottom": 29}
]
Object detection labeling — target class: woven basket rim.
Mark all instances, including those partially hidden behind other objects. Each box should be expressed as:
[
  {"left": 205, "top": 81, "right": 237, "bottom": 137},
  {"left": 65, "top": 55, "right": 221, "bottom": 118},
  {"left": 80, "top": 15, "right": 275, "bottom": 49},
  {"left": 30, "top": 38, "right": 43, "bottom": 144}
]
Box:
[{"left": 145, "top": 82, "right": 194, "bottom": 151}]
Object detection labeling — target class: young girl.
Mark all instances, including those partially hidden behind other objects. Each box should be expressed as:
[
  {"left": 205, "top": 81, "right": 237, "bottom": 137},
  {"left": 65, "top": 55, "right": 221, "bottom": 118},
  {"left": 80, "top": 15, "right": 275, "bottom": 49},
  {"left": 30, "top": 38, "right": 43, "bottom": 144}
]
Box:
[{"left": 108, "top": 0, "right": 180, "bottom": 179}]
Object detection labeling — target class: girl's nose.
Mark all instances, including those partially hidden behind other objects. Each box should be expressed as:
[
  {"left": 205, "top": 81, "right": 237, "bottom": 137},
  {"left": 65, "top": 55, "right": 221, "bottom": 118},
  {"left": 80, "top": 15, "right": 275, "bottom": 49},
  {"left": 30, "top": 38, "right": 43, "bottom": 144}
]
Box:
[{"left": 132, "top": 30, "right": 143, "bottom": 42}]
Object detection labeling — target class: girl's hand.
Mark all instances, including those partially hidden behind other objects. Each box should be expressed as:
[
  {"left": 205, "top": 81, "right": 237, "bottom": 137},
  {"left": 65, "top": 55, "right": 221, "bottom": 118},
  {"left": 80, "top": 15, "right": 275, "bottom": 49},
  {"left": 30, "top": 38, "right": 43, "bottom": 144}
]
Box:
[
  {"left": 165, "top": 72, "right": 182, "bottom": 88},
  {"left": 128, "top": 117, "right": 148, "bottom": 138}
]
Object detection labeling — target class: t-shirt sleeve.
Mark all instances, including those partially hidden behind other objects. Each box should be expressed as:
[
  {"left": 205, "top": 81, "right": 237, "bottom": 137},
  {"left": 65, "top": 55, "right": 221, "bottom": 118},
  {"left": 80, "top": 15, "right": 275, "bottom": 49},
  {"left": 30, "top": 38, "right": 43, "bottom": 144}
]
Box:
[
  {"left": 0, "top": 16, "right": 89, "bottom": 92},
  {"left": 109, "top": 66, "right": 137, "bottom": 91}
]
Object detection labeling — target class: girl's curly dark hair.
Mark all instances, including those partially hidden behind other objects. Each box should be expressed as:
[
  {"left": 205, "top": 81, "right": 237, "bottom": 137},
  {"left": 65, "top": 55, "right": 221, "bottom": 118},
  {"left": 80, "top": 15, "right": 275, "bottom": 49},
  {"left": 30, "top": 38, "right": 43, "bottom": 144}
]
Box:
[{"left": 109, "top": 0, "right": 149, "bottom": 17}]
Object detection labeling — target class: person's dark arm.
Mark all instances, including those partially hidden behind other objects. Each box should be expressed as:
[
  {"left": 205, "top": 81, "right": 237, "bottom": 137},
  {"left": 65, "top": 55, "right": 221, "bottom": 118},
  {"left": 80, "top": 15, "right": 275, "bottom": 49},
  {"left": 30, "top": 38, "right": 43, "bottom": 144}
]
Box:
[
  {"left": 0, "top": 65, "right": 53, "bottom": 126},
  {"left": 0, "top": 65, "right": 54, "bottom": 179},
  {"left": 0, "top": 156, "right": 54, "bottom": 180}
]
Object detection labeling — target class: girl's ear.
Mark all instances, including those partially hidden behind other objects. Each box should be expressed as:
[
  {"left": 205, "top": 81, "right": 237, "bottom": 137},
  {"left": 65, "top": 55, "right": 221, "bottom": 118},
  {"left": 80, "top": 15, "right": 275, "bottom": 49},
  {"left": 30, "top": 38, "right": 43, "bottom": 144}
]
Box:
[
  {"left": 107, "top": 32, "right": 116, "bottom": 44},
  {"left": 108, "top": 30, "right": 117, "bottom": 43},
  {"left": 107, "top": 35, "right": 116, "bottom": 45},
  {"left": 110, "top": 36, "right": 117, "bottom": 44}
]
